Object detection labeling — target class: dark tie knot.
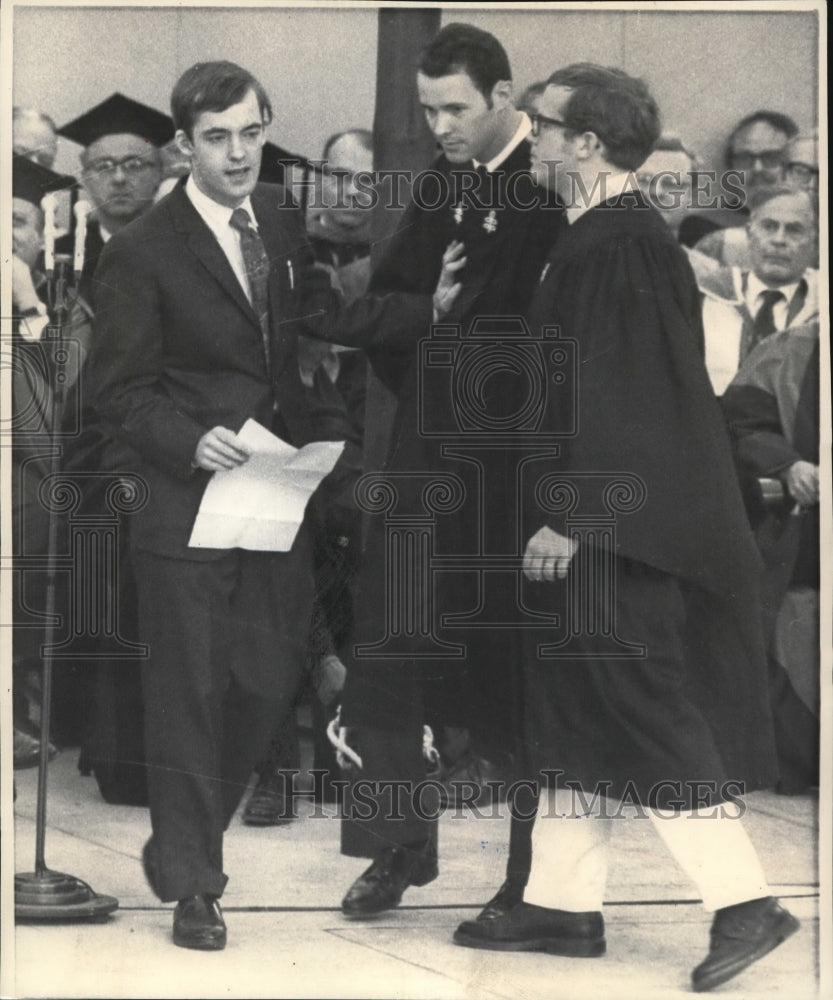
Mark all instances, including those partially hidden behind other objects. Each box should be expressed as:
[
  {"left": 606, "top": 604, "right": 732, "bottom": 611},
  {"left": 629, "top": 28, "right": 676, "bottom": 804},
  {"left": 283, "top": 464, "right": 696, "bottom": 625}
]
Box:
[
  {"left": 230, "top": 207, "right": 254, "bottom": 235},
  {"left": 758, "top": 289, "right": 785, "bottom": 310}
]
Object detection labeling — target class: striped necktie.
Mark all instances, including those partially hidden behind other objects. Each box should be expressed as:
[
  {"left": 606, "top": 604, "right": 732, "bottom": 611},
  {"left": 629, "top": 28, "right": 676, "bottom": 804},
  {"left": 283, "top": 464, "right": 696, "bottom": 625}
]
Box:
[{"left": 230, "top": 206, "right": 271, "bottom": 376}]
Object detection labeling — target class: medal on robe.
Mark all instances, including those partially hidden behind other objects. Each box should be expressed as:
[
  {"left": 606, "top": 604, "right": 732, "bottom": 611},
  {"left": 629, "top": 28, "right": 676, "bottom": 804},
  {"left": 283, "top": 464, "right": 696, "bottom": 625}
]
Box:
[
  {"left": 452, "top": 203, "right": 465, "bottom": 224},
  {"left": 483, "top": 210, "right": 498, "bottom": 234}
]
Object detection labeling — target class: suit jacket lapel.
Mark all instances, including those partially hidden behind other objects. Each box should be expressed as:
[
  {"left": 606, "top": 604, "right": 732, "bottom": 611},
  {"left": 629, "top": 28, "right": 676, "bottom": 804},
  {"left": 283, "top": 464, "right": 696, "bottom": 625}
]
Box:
[{"left": 168, "top": 183, "right": 261, "bottom": 327}]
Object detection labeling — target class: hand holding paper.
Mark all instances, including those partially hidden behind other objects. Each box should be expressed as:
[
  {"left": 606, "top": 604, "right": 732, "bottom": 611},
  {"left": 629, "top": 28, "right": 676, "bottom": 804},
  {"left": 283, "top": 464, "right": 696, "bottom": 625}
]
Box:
[{"left": 189, "top": 419, "right": 344, "bottom": 551}]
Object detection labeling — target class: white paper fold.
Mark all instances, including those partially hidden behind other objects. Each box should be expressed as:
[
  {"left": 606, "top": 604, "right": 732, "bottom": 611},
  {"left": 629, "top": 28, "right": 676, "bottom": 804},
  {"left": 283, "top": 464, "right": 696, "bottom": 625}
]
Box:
[{"left": 188, "top": 419, "right": 344, "bottom": 551}]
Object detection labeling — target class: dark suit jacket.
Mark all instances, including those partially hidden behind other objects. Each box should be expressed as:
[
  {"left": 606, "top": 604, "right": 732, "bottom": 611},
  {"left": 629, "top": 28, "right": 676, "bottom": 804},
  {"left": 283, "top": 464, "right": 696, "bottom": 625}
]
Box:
[{"left": 87, "top": 180, "right": 430, "bottom": 560}]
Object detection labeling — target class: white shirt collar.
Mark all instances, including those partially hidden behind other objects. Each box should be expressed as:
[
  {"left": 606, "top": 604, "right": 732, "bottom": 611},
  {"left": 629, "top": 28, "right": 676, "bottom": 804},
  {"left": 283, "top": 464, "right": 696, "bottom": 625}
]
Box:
[
  {"left": 473, "top": 113, "right": 531, "bottom": 173},
  {"left": 566, "top": 170, "right": 636, "bottom": 225},
  {"left": 98, "top": 221, "right": 114, "bottom": 244},
  {"left": 745, "top": 271, "right": 801, "bottom": 312},
  {"left": 185, "top": 174, "right": 256, "bottom": 237}
]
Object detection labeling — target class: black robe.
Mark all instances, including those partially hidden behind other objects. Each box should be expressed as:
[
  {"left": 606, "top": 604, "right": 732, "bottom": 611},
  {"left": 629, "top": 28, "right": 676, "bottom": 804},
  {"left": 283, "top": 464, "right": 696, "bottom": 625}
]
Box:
[
  {"left": 516, "top": 190, "right": 777, "bottom": 805},
  {"left": 341, "top": 140, "right": 561, "bottom": 740},
  {"left": 55, "top": 221, "right": 105, "bottom": 305}
]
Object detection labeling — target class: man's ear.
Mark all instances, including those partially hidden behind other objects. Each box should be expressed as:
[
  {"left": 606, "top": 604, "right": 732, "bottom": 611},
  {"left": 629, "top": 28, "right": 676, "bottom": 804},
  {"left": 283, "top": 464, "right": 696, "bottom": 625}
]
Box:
[
  {"left": 490, "top": 79, "right": 514, "bottom": 111},
  {"left": 175, "top": 129, "right": 194, "bottom": 158},
  {"left": 574, "top": 130, "right": 603, "bottom": 161}
]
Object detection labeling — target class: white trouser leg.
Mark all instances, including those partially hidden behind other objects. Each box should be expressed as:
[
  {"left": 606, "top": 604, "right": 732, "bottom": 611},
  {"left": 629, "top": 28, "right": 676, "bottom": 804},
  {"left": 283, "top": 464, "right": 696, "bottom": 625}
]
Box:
[
  {"left": 523, "top": 788, "right": 612, "bottom": 912},
  {"left": 649, "top": 805, "right": 770, "bottom": 912}
]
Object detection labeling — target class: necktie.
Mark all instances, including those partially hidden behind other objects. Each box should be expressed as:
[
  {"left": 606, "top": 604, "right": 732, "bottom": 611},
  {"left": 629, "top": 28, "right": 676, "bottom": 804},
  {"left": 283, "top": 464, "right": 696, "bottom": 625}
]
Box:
[
  {"left": 748, "top": 289, "right": 784, "bottom": 356},
  {"left": 230, "top": 207, "right": 271, "bottom": 376}
]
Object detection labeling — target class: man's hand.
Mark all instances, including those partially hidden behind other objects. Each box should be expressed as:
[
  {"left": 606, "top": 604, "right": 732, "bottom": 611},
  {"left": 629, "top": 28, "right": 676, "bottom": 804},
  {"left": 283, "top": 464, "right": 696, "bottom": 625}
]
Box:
[
  {"left": 523, "top": 525, "right": 579, "bottom": 581},
  {"left": 433, "top": 240, "right": 467, "bottom": 321},
  {"left": 782, "top": 460, "right": 819, "bottom": 507},
  {"left": 12, "top": 255, "right": 41, "bottom": 313},
  {"left": 193, "top": 426, "right": 251, "bottom": 471}
]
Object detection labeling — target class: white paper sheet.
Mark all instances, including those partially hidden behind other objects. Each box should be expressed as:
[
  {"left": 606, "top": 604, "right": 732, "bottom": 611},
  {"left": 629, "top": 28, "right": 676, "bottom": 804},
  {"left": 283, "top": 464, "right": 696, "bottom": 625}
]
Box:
[{"left": 188, "top": 419, "right": 344, "bottom": 551}]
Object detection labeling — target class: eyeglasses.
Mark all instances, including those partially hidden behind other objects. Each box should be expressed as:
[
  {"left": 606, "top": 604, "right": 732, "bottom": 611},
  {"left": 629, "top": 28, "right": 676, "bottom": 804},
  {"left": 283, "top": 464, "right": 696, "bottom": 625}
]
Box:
[
  {"left": 530, "top": 113, "right": 569, "bottom": 138},
  {"left": 84, "top": 156, "right": 156, "bottom": 177},
  {"left": 784, "top": 162, "right": 819, "bottom": 183},
  {"left": 730, "top": 150, "right": 784, "bottom": 171}
]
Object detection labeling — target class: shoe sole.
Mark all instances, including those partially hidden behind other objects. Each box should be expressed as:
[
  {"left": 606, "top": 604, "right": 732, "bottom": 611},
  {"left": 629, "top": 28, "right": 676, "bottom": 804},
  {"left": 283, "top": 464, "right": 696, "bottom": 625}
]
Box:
[
  {"left": 453, "top": 929, "right": 606, "bottom": 957},
  {"left": 172, "top": 931, "right": 227, "bottom": 951},
  {"left": 242, "top": 813, "right": 295, "bottom": 826},
  {"left": 692, "top": 913, "right": 800, "bottom": 992}
]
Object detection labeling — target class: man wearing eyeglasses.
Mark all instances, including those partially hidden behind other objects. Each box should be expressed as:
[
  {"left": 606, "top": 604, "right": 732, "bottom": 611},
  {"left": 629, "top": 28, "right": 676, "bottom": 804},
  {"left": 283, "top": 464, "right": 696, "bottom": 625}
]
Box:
[
  {"left": 453, "top": 63, "right": 798, "bottom": 993},
  {"left": 679, "top": 110, "right": 800, "bottom": 265},
  {"left": 56, "top": 94, "right": 172, "bottom": 301}
]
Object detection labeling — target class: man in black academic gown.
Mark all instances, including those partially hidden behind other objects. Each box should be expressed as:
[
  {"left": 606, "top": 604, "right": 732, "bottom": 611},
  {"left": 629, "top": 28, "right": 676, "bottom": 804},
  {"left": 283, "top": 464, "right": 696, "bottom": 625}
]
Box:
[
  {"left": 338, "top": 23, "right": 560, "bottom": 919},
  {"left": 56, "top": 94, "right": 173, "bottom": 302},
  {"left": 451, "top": 64, "right": 799, "bottom": 994},
  {"left": 50, "top": 96, "right": 172, "bottom": 777}
]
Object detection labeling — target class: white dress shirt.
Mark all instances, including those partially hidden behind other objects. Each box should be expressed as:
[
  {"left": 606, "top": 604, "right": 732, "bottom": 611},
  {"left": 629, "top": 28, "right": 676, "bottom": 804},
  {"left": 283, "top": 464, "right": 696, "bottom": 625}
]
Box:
[
  {"left": 185, "top": 175, "right": 257, "bottom": 304},
  {"left": 744, "top": 272, "right": 801, "bottom": 332}
]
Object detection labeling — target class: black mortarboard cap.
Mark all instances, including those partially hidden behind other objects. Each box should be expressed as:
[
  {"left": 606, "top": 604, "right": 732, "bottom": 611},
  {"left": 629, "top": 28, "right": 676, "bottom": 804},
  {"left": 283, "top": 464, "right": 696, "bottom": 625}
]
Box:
[
  {"left": 259, "top": 141, "right": 309, "bottom": 186},
  {"left": 13, "top": 153, "right": 77, "bottom": 207},
  {"left": 58, "top": 93, "right": 174, "bottom": 148}
]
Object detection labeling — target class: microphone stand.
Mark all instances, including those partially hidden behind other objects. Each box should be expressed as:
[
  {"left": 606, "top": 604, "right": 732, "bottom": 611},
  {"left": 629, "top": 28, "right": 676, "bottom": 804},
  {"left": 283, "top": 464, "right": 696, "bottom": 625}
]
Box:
[{"left": 14, "top": 255, "right": 118, "bottom": 921}]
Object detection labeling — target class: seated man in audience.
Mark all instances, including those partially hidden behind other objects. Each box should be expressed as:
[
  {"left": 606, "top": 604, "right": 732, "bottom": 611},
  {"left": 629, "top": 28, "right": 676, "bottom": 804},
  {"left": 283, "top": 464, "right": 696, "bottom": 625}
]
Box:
[
  {"left": 56, "top": 94, "right": 172, "bottom": 300},
  {"left": 688, "top": 186, "right": 817, "bottom": 394},
  {"left": 46, "top": 96, "right": 172, "bottom": 770},
  {"left": 635, "top": 132, "right": 698, "bottom": 238},
  {"left": 679, "top": 110, "right": 798, "bottom": 261},
  {"left": 10, "top": 155, "right": 84, "bottom": 769},
  {"left": 722, "top": 294, "right": 819, "bottom": 796},
  {"left": 783, "top": 131, "right": 819, "bottom": 193},
  {"left": 13, "top": 106, "right": 59, "bottom": 168}
]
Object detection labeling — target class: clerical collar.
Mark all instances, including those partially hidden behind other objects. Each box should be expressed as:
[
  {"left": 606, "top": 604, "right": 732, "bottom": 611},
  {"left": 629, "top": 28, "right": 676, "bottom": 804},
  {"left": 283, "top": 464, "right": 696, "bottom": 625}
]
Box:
[
  {"left": 566, "top": 171, "right": 635, "bottom": 225},
  {"left": 185, "top": 174, "right": 256, "bottom": 235},
  {"left": 473, "top": 113, "right": 531, "bottom": 173}
]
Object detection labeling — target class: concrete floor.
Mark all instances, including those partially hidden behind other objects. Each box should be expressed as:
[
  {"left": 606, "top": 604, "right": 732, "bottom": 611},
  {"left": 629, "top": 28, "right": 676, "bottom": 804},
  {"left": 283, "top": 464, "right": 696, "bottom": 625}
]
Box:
[{"left": 6, "top": 749, "right": 824, "bottom": 1000}]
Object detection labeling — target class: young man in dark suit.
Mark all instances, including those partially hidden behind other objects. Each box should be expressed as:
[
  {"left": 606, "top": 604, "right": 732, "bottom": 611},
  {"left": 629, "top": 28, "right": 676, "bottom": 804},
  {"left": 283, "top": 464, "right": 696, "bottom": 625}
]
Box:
[
  {"left": 338, "top": 23, "right": 561, "bottom": 920},
  {"left": 85, "top": 60, "right": 435, "bottom": 951}
]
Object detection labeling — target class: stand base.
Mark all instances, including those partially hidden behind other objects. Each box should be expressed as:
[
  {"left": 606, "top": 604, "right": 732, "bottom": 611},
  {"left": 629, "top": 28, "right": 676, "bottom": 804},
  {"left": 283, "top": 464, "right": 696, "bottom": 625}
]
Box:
[{"left": 15, "top": 869, "right": 119, "bottom": 921}]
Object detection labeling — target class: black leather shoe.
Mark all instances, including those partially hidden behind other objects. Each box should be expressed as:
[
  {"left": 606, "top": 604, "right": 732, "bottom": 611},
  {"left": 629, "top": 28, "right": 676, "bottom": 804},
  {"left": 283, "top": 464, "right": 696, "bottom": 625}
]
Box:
[
  {"left": 341, "top": 845, "right": 438, "bottom": 917},
  {"left": 172, "top": 894, "right": 227, "bottom": 951},
  {"left": 473, "top": 879, "right": 526, "bottom": 921},
  {"left": 141, "top": 838, "right": 159, "bottom": 896},
  {"left": 242, "top": 772, "right": 294, "bottom": 826},
  {"left": 691, "top": 896, "right": 799, "bottom": 992},
  {"left": 454, "top": 902, "right": 605, "bottom": 956}
]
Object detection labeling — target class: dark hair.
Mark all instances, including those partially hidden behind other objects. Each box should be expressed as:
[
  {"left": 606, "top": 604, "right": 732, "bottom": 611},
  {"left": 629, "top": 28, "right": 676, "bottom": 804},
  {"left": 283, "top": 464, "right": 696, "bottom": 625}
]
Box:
[
  {"left": 322, "top": 128, "right": 373, "bottom": 160},
  {"left": 726, "top": 110, "right": 798, "bottom": 167},
  {"left": 545, "top": 63, "right": 661, "bottom": 171},
  {"left": 171, "top": 61, "right": 273, "bottom": 137},
  {"left": 748, "top": 183, "right": 818, "bottom": 221},
  {"left": 419, "top": 23, "right": 511, "bottom": 101}
]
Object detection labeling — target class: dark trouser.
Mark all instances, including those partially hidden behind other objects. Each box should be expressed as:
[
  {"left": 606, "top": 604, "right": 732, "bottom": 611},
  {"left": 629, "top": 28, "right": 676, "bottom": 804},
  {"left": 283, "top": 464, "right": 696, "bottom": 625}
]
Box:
[
  {"left": 341, "top": 725, "right": 436, "bottom": 858},
  {"left": 340, "top": 724, "right": 534, "bottom": 890},
  {"left": 134, "top": 544, "right": 312, "bottom": 902}
]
